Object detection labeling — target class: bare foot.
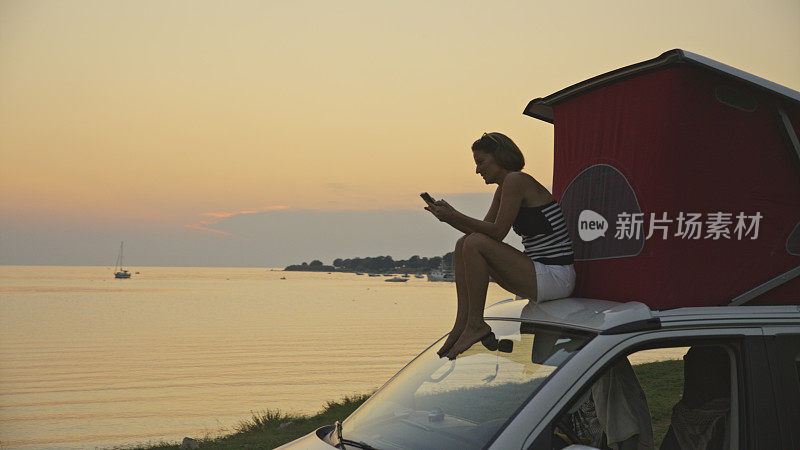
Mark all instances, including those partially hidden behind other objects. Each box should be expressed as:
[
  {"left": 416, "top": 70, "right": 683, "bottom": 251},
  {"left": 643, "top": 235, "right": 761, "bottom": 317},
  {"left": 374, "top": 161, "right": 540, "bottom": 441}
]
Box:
[
  {"left": 445, "top": 323, "right": 492, "bottom": 359},
  {"left": 437, "top": 328, "right": 464, "bottom": 358}
]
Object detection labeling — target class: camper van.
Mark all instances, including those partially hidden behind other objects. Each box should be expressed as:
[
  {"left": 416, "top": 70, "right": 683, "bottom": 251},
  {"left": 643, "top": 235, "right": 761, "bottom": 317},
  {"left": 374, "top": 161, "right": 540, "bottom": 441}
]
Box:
[{"left": 278, "top": 50, "right": 800, "bottom": 450}]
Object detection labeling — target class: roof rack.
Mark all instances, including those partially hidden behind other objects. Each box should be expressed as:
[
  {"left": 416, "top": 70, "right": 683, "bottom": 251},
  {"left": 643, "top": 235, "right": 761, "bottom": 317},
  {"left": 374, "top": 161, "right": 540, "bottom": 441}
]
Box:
[{"left": 727, "top": 265, "right": 800, "bottom": 306}]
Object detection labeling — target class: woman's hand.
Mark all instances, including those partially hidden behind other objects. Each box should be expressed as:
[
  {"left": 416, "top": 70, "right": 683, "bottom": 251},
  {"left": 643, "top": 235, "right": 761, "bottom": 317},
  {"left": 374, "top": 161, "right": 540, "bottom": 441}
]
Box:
[{"left": 425, "top": 200, "right": 458, "bottom": 223}]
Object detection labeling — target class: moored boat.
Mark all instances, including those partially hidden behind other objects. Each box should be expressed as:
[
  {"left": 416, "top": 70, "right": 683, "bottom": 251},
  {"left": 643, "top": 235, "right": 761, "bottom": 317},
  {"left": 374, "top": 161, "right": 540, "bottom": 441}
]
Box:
[
  {"left": 113, "top": 242, "right": 131, "bottom": 279},
  {"left": 426, "top": 270, "right": 454, "bottom": 282}
]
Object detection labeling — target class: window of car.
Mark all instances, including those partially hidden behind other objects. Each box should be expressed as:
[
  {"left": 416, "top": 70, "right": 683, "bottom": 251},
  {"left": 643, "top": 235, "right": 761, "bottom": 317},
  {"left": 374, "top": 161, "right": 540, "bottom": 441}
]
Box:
[
  {"left": 340, "top": 320, "right": 594, "bottom": 450},
  {"left": 546, "top": 342, "right": 740, "bottom": 450}
]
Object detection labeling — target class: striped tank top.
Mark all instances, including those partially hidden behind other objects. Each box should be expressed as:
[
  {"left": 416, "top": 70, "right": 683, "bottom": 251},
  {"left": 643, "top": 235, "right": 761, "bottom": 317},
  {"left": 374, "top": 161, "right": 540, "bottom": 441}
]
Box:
[{"left": 513, "top": 200, "right": 574, "bottom": 265}]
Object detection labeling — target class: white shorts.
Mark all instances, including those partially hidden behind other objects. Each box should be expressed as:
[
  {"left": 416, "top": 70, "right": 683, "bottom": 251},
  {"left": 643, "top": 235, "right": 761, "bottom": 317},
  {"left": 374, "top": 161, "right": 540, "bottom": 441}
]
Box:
[{"left": 533, "top": 261, "right": 576, "bottom": 302}]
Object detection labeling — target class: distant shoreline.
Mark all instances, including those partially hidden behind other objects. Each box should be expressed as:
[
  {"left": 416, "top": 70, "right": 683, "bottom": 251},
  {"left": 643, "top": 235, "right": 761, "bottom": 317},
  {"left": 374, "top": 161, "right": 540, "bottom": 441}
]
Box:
[
  {"left": 284, "top": 253, "right": 453, "bottom": 274},
  {"left": 283, "top": 265, "right": 427, "bottom": 274}
]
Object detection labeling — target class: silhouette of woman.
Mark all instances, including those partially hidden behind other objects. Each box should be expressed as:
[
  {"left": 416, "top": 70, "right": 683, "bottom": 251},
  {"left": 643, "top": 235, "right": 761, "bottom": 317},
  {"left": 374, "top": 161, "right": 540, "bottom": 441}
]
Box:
[{"left": 425, "top": 132, "right": 575, "bottom": 359}]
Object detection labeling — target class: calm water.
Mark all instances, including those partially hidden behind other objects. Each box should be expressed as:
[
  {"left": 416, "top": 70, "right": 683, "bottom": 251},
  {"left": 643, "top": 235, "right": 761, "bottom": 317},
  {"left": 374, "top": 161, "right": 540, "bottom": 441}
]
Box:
[{"left": 0, "top": 266, "right": 512, "bottom": 449}]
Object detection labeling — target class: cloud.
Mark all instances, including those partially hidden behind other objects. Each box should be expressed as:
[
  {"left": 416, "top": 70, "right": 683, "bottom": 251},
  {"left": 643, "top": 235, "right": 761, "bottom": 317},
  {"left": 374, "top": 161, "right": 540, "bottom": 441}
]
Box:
[
  {"left": 199, "top": 211, "right": 258, "bottom": 220},
  {"left": 183, "top": 192, "right": 498, "bottom": 239},
  {"left": 184, "top": 224, "right": 237, "bottom": 237},
  {"left": 186, "top": 206, "right": 290, "bottom": 236},
  {"left": 0, "top": 192, "right": 508, "bottom": 266}
]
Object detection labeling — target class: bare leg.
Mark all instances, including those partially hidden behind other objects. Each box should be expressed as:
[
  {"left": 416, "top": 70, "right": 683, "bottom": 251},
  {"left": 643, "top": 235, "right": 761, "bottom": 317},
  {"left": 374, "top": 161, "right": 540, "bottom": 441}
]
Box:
[
  {"left": 446, "top": 233, "right": 538, "bottom": 359},
  {"left": 437, "top": 235, "right": 469, "bottom": 357}
]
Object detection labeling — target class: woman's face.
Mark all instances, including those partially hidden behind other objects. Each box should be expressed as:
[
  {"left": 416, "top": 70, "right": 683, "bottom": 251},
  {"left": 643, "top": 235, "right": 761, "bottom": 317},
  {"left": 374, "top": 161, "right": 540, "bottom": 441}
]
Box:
[{"left": 473, "top": 150, "right": 503, "bottom": 184}]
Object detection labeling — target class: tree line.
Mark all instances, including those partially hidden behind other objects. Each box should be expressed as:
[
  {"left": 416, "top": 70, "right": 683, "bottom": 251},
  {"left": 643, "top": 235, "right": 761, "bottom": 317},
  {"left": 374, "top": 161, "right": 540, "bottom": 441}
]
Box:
[{"left": 284, "top": 253, "right": 454, "bottom": 273}]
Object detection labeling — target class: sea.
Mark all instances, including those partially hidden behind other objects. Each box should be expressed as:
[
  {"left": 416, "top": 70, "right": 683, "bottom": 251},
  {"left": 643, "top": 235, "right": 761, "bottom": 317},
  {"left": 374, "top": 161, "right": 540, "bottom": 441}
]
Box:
[{"left": 0, "top": 265, "right": 513, "bottom": 449}]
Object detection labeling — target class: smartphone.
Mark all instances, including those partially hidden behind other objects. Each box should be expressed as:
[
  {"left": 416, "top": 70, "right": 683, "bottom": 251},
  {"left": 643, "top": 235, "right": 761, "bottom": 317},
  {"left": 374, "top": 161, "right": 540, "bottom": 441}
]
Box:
[{"left": 420, "top": 192, "right": 436, "bottom": 205}]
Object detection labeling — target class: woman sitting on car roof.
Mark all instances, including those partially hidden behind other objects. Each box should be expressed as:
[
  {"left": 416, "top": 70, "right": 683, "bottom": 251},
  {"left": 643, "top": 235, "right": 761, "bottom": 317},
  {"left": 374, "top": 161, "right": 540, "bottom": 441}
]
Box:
[{"left": 424, "top": 132, "right": 576, "bottom": 359}]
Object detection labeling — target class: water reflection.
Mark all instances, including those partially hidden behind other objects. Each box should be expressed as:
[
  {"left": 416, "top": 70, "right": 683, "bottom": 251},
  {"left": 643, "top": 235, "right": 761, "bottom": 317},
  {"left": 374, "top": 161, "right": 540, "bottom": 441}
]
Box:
[{"left": 0, "top": 266, "right": 513, "bottom": 449}]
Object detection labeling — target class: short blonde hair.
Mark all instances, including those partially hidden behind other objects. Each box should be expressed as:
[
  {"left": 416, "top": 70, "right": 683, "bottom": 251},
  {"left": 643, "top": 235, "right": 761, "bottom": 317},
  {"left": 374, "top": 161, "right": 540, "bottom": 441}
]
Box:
[{"left": 472, "top": 132, "right": 525, "bottom": 171}]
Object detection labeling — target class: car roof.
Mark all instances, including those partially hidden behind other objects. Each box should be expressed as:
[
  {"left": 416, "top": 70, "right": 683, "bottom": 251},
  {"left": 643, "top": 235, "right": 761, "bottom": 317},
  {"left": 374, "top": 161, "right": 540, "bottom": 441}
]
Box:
[{"left": 485, "top": 297, "right": 800, "bottom": 333}]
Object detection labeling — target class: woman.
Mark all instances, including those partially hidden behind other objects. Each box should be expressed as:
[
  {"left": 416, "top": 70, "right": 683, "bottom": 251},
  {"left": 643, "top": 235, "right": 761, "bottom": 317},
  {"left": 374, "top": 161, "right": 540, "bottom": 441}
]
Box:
[{"left": 425, "top": 132, "right": 575, "bottom": 360}]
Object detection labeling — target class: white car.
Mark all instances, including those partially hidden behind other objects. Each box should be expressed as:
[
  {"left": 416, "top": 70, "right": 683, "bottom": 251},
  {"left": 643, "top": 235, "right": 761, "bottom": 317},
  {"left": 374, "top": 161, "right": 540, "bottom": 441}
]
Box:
[
  {"left": 278, "top": 297, "right": 800, "bottom": 449},
  {"left": 280, "top": 47, "right": 800, "bottom": 449}
]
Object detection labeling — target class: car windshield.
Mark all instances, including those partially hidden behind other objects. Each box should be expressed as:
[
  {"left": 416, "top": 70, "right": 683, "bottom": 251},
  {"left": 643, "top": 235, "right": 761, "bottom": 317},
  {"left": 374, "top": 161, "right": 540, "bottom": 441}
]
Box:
[{"left": 342, "top": 320, "right": 593, "bottom": 450}]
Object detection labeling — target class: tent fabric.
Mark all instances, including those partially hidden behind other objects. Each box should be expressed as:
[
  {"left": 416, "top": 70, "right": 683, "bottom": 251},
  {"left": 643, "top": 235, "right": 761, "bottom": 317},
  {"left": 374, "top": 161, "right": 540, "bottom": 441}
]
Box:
[
  {"left": 524, "top": 49, "right": 800, "bottom": 123},
  {"left": 550, "top": 65, "right": 800, "bottom": 309}
]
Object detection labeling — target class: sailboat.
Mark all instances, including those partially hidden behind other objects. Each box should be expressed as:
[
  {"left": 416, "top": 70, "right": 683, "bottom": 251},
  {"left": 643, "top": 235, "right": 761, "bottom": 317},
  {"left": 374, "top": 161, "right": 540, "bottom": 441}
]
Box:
[{"left": 113, "top": 241, "right": 131, "bottom": 279}]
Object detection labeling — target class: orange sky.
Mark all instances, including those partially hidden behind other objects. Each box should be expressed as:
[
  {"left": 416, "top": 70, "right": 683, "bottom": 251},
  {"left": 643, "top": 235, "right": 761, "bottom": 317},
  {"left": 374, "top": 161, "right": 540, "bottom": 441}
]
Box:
[{"left": 2, "top": 0, "right": 799, "bottom": 233}]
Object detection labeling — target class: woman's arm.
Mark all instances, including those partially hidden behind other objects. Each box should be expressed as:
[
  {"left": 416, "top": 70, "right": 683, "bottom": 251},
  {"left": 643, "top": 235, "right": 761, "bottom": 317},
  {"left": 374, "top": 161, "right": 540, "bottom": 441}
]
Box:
[
  {"left": 428, "top": 174, "right": 525, "bottom": 241},
  {"left": 443, "top": 187, "right": 503, "bottom": 235},
  {"left": 483, "top": 186, "right": 502, "bottom": 222},
  {"left": 447, "top": 218, "right": 476, "bottom": 235}
]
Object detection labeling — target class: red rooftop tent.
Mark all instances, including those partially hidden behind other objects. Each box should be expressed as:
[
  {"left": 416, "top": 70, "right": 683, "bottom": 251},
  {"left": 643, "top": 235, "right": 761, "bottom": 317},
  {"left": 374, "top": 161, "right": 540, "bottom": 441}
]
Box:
[{"left": 524, "top": 49, "right": 800, "bottom": 309}]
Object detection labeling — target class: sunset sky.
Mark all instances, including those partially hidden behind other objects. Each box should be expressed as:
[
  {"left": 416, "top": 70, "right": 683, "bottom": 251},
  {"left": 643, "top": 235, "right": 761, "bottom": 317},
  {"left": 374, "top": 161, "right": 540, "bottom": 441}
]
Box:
[{"left": 1, "top": 0, "right": 799, "bottom": 267}]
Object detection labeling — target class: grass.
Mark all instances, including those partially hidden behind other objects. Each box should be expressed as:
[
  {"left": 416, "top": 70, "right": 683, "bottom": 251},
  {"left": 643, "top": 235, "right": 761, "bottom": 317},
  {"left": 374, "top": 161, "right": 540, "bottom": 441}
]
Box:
[
  {"left": 121, "top": 359, "right": 685, "bottom": 449},
  {"left": 632, "top": 359, "right": 684, "bottom": 445},
  {"left": 116, "top": 394, "right": 371, "bottom": 450}
]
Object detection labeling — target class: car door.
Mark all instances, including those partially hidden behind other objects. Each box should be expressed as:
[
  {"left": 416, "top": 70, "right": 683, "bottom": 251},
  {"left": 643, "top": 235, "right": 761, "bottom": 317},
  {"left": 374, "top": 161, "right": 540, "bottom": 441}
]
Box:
[
  {"left": 519, "top": 326, "right": 777, "bottom": 450},
  {"left": 742, "top": 333, "right": 781, "bottom": 449},
  {"left": 762, "top": 326, "right": 800, "bottom": 449}
]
